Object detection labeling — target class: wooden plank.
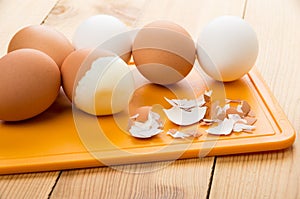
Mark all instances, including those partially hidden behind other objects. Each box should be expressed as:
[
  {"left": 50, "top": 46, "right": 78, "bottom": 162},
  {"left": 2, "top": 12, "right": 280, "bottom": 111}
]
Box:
[
  {"left": 51, "top": 159, "right": 214, "bottom": 199},
  {"left": 210, "top": 0, "right": 300, "bottom": 198},
  {"left": 46, "top": 0, "right": 245, "bottom": 198},
  {"left": 0, "top": 172, "right": 59, "bottom": 199},
  {"left": 0, "top": 0, "right": 59, "bottom": 56},
  {"left": 134, "top": 0, "right": 246, "bottom": 39},
  {"left": 43, "top": 0, "right": 146, "bottom": 40},
  {"left": 0, "top": 0, "right": 61, "bottom": 198}
]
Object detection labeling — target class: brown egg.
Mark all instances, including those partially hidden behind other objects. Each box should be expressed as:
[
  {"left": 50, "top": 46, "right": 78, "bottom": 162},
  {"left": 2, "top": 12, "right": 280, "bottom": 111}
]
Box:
[
  {"left": 0, "top": 49, "right": 61, "bottom": 121},
  {"left": 8, "top": 25, "right": 74, "bottom": 68},
  {"left": 132, "top": 20, "right": 196, "bottom": 85}
]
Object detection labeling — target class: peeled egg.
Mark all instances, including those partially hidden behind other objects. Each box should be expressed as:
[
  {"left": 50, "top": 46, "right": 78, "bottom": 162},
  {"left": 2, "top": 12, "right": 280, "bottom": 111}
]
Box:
[
  {"left": 72, "top": 15, "right": 132, "bottom": 63},
  {"left": 0, "top": 49, "right": 60, "bottom": 121},
  {"left": 8, "top": 25, "right": 74, "bottom": 68},
  {"left": 132, "top": 20, "right": 196, "bottom": 85},
  {"left": 196, "top": 16, "right": 259, "bottom": 82},
  {"left": 61, "top": 49, "right": 135, "bottom": 116}
]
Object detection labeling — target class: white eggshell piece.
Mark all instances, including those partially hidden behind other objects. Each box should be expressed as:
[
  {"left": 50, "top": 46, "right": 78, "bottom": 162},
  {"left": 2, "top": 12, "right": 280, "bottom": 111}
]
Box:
[
  {"left": 164, "top": 96, "right": 206, "bottom": 110},
  {"left": 205, "top": 90, "right": 213, "bottom": 97},
  {"left": 227, "top": 114, "right": 243, "bottom": 122},
  {"left": 216, "top": 104, "right": 230, "bottom": 116},
  {"left": 206, "top": 118, "right": 236, "bottom": 135},
  {"left": 163, "top": 106, "right": 207, "bottom": 126},
  {"left": 167, "top": 130, "right": 191, "bottom": 139},
  {"left": 233, "top": 123, "right": 256, "bottom": 133},
  {"left": 129, "top": 111, "right": 163, "bottom": 138}
]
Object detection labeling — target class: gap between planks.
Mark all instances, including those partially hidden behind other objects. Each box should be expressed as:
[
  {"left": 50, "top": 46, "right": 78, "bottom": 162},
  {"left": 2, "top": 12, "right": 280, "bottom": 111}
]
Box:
[
  {"left": 206, "top": 157, "right": 217, "bottom": 199},
  {"left": 205, "top": 1, "right": 248, "bottom": 198},
  {"left": 47, "top": 171, "right": 62, "bottom": 199}
]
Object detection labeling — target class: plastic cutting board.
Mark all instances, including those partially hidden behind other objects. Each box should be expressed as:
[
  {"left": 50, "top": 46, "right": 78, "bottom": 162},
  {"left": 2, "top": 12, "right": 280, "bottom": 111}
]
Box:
[{"left": 0, "top": 66, "right": 296, "bottom": 175}]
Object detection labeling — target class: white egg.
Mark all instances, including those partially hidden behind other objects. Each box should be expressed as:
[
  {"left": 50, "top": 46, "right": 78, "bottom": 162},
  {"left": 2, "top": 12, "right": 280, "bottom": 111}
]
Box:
[
  {"left": 74, "top": 56, "right": 135, "bottom": 116},
  {"left": 196, "top": 16, "right": 259, "bottom": 82},
  {"left": 73, "top": 15, "right": 132, "bottom": 62}
]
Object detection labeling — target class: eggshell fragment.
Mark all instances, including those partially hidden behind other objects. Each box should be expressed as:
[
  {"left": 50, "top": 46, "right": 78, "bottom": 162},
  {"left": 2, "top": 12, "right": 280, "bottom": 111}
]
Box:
[
  {"left": 129, "top": 106, "right": 152, "bottom": 123},
  {"left": 200, "top": 119, "right": 218, "bottom": 126},
  {"left": 237, "top": 100, "right": 251, "bottom": 116},
  {"left": 206, "top": 118, "right": 236, "bottom": 135},
  {"left": 215, "top": 104, "right": 230, "bottom": 120},
  {"left": 163, "top": 106, "right": 207, "bottom": 126},
  {"left": 0, "top": 49, "right": 60, "bottom": 121},
  {"left": 129, "top": 110, "right": 163, "bottom": 138},
  {"left": 227, "top": 114, "right": 244, "bottom": 122},
  {"left": 247, "top": 110, "right": 256, "bottom": 117},
  {"left": 226, "top": 107, "right": 243, "bottom": 117},
  {"left": 8, "top": 25, "right": 74, "bottom": 68},
  {"left": 167, "top": 130, "right": 191, "bottom": 139},
  {"left": 204, "top": 90, "right": 213, "bottom": 103},
  {"left": 244, "top": 116, "right": 257, "bottom": 125},
  {"left": 233, "top": 123, "right": 256, "bottom": 133},
  {"left": 164, "top": 97, "right": 206, "bottom": 111},
  {"left": 167, "top": 128, "right": 203, "bottom": 138},
  {"left": 225, "top": 99, "right": 242, "bottom": 103}
]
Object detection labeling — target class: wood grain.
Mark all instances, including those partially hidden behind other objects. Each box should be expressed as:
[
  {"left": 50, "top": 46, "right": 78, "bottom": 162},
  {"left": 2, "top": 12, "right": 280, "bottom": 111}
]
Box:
[
  {"left": 0, "top": 172, "right": 59, "bottom": 199},
  {"left": 45, "top": 0, "right": 245, "bottom": 198},
  {"left": 210, "top": 0, "right": 300, "bottom": 198},
  {"left": 0, "top": 0, "right": 59, "bottom": 56},
  {"left": 134, "top": 0, "right": 246, "bottom": 39},
  {"left": 44, "top": 0, "right": 146, "bottom": 40},
  {"left": 51, "top": 159, "right": 214, "bottom": 199}
]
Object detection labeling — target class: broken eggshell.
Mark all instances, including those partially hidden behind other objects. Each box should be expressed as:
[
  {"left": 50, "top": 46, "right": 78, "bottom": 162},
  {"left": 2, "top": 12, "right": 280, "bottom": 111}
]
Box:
[
  {"left": 167, "top": 130, "right": 191, "bottom": 139},
  {"left": 167, "top": 128, "right": 203, "bottom": 139},
  {"left": 206, "top": 118, "right": 236, "bottom": 136},
  {"left": 129, "top": 106, "right": 152, "bottom": 122},
  {"left": 128, "top": 106, "right": 164, "bottom": 138},
  {"left": 233, "top": 123, "right": 256, "bottom": 133},
  {"left": 163, "top": 106, "right": 207, "bottom": 126},
  {"left": 163, "top": 90, "right": 211, "bottom": 126},
  {"left": 205, "top": 100, "right": 257, "bottom": 135},
  {"left": 164, "top": 96, "right": 206, "bottom": 110}
]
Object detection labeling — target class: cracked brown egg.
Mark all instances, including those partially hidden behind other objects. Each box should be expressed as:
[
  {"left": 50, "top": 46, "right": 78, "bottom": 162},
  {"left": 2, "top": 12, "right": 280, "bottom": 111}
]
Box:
[{"left": 61, "top": 49, "right": 135, "bottom": 116}]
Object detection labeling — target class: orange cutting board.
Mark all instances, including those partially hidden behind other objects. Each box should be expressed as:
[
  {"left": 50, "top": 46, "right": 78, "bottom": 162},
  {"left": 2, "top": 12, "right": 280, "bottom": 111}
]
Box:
[{"left": 0, "top": 66, "right": 295, "bottom": 175}]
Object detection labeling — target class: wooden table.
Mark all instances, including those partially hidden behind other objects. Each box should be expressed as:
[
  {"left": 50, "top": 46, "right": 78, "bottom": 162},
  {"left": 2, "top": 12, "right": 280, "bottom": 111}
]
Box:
[{"left": 0, "top": 0, "right": 299, "bottom": 198}]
